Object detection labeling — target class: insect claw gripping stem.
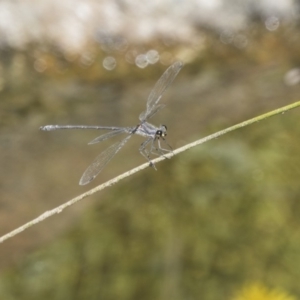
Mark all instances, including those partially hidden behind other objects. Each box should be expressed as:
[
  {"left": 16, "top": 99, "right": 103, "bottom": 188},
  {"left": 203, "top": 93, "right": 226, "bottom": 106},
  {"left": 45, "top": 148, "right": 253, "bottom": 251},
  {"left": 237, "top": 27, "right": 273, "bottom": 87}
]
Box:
[{"left": 149, "top": 161, "right": 157, "bottom": 170}]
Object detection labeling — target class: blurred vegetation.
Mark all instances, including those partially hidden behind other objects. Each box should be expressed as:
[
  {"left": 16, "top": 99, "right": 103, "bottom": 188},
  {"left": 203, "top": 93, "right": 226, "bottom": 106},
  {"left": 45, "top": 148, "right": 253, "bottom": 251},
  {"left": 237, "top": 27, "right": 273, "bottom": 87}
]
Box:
[
  {"left": 232, "top": 283, "right": 296, "bottom": 300},
  {"left": 1, "top": 110, "right": 300, "bottom": 299},
  {"left": 1, "top": 20, "right": 300, "bottom": 300}
]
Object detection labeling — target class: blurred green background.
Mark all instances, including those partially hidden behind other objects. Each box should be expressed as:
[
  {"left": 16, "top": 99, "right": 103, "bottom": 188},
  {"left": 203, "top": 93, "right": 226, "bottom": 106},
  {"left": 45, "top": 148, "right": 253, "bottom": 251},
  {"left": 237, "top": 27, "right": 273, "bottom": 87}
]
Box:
[{"left": 1, "top": 1, "right": 300, "bottom": 299}]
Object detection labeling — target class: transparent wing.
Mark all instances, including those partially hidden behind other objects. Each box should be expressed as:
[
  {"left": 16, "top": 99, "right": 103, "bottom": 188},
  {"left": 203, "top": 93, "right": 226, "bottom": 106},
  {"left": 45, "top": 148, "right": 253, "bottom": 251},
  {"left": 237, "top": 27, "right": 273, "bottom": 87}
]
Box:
[
  {"left": 88, "top": 127, "right": 133, "bottom": 145},
  {"left": 141, "top": 104, "right": 166, "bottom": 121},
  {"left": 139, "top": 61, "right": 183, "bottom": 121},
  {"left": 79, "top": 135, "right": 132, "bottom": 185}
]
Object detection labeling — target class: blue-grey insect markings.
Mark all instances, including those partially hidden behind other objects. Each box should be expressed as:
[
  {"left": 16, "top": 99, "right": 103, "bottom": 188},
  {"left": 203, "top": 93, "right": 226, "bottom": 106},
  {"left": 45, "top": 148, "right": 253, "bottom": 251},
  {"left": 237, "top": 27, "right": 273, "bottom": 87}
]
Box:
[{"left": 40, "top": 61, "right": 183, "bottom": 185}]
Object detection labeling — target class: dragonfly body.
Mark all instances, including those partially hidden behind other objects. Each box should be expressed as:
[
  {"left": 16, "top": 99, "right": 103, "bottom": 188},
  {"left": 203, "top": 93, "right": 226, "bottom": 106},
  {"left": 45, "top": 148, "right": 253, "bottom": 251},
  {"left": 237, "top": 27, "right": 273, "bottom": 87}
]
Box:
[
  {"left": 40, "top": 61, "right": 183, "bottom": 185},
  {"left": 134, "top": 122, "right": 166, "bottom": 138}
]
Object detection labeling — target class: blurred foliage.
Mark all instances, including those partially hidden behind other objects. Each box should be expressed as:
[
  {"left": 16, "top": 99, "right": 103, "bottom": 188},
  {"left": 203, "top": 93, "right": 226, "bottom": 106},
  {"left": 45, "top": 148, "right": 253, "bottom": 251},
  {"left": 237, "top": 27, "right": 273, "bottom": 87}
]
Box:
[
  {"left": 1, "top": 110, "right": 300, "bottom": 299},
  {"left": 232, "top": 283, "right": 296, "bottom": 300},
  {"left": 1, "top": 18, "right": 300, "bottom": 300}
]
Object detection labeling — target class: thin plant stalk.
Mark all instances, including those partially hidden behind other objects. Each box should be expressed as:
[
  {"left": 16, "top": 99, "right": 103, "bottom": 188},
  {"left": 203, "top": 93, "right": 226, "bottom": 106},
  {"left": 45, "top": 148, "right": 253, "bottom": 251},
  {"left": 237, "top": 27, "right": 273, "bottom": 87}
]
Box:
[{"left": 0, "top": 100, "right": 300, "bottom": 243}]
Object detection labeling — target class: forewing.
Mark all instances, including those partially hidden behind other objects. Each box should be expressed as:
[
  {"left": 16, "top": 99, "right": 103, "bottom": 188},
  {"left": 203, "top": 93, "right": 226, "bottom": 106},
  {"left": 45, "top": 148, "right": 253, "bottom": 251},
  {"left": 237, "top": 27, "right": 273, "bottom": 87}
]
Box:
[
  {"left": 79, "top": 135, "right": 132, "bottom": 185},
  {"left": 139, "top": 61, "right": 183, "bottom": 121},
  {"left": 88, "top": 128, "right": 132, "bottom": 144},
  {"left": 139, "top": 104, "right": 165, "bottom": 121}
]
